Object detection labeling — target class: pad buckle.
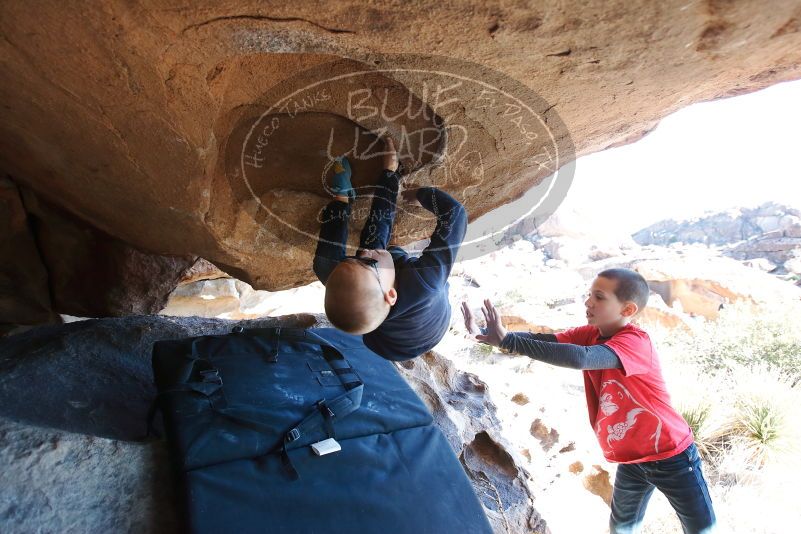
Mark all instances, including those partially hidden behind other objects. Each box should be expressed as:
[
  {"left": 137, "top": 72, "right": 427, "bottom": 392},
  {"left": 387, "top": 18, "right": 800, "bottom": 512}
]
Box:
[
  {"left": 311, "top": 438, "right": 341, "bottom": 456},
  {"left": 200, "top": 369, "right": 222, "bottom": 385},
  {"left": 317, "top": 401, "right": 335, "bottom": 418}
]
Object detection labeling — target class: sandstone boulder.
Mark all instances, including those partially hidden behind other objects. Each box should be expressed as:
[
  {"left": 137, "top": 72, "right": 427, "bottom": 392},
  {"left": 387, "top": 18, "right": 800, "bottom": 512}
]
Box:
[
  {"left": 17, "top": 187, "right": 199, "bottom": 318},
  {"left": 399, "top": 351, "right": 548, "bottom": 533},
  {"left": 634, "top": 255, "right": 801, "bottom": 319},
  {"left": 2, "top": 0, "right": 800, "bottom": 301}
]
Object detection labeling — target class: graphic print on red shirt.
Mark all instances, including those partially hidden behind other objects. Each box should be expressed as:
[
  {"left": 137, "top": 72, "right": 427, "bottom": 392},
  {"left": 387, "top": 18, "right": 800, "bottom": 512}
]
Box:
[{"left": 555, "top": 323, "right": 693, "bottom": 463}]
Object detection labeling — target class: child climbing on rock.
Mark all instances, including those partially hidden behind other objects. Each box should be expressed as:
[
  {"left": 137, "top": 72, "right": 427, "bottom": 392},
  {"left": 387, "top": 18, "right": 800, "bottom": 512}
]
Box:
[
  {"left": 462, "top": 268, "right": 717, "bottom": 534},
  {"left": 313, "top": 137, "right": 467, "bottom": 361}
]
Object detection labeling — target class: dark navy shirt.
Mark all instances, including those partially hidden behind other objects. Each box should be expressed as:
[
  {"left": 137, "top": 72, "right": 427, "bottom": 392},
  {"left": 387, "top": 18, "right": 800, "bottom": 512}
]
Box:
[{"left": 362, "top": 187, "right": 467, "bottom": 360}]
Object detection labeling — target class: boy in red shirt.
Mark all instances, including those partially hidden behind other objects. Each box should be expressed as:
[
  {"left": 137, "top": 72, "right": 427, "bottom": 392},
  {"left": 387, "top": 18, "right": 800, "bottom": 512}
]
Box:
[{"left": 462, "top": 268, "right": 717, "bottom": 534}]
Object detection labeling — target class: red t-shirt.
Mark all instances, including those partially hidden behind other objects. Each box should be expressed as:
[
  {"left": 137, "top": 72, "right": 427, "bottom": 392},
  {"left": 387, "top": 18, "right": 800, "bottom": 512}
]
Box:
[{"left": 555, "top": 323, "right": 693, "bottom": 463}]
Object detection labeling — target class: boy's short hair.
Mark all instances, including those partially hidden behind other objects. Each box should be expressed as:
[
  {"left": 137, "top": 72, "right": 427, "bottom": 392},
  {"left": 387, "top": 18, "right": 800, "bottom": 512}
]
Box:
[{"left": 597, "top": 268, "right": 649, "bottom": 313}]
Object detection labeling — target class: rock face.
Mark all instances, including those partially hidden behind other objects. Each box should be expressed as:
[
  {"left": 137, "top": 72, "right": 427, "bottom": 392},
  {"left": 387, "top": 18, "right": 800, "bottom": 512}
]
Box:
[
  {"left": 632, "top": 202, "right": 797, "bottom": 247},
  {"left": 399, "top": 352, "right": 548, "bottom": 533},
  {"left": 0, "top": 314, "right": 317, "bottom": 441},
  {"left": 633, "top": 202, "right": 801, "bottom": 273},
  {"left": 0, "top": 177, "right": 57, "bottom": 330},
  {"left": 2, "top": 0, "right": 801, "bottom": 310},
  {"left": 0, "top": 417, "right": 178, "bottom": 534},
  {"left": 160, "top": 274, "right": 326, "bottom": 319},
  {"left": 0, "top": 314, "right": 541, "bottom": 533},
  {"left": 633, "top": 255, "right": 800, "bottom": 320},
  {"left": 19, "top": 187, "right": 201, "bottom": 318}
]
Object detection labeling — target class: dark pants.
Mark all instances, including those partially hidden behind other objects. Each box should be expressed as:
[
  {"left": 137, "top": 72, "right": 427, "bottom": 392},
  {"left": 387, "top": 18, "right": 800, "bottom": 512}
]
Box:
[
  {"left": 609, "top": 443, "right": 717, "bottom": 534},
  {"left": 313, "top": 169, "right": 402, "bottom": 285}
]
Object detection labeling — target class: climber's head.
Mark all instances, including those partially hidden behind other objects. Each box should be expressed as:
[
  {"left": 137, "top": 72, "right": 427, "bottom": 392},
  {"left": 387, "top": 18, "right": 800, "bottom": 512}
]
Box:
[{"left": 324, "top": 249, "right": 397, "bottom": 334}]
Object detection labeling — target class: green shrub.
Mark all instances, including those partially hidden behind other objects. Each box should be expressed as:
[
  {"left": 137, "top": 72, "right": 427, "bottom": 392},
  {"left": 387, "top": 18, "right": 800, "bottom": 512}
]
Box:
[
  {"left": 471, "top": 342, "right": 494, "bottom": 357},
  {"left": 659, "top": 301, "right": 801, "bottom": 383}
]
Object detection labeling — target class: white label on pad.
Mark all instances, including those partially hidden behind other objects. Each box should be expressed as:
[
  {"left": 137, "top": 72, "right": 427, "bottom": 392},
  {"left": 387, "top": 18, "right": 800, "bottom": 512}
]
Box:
[{"left": 311, "top": 438, "right": 341, "bottom": 456}]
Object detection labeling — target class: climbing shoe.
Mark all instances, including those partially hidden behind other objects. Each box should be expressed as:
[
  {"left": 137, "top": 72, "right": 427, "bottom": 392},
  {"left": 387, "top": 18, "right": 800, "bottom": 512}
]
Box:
[{"left": 330, "top": 156, "right": 355, "bottom": 201}]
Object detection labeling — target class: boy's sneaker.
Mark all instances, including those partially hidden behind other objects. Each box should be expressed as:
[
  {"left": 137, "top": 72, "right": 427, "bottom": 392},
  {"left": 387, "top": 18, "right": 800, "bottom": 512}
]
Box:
[{"left": 330, "top": 156, "right": 355, "bottom": 201}]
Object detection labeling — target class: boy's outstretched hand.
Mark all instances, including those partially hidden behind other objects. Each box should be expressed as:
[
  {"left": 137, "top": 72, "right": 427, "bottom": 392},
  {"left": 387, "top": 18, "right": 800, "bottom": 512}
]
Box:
[{"left": 460, "top": 299, "right": 507, "bottom": 347}]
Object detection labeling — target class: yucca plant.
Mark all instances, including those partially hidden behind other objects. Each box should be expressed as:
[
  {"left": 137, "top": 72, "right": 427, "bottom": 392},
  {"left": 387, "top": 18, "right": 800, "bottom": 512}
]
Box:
[
  {"left": 680, "top": 403, "right": 721, "bottom": 460},
  {"left": 712, "top": 364, "right": 801, "bottom": 479},
  {"left": 730, "top": 396, "right": 788, "bottom": 469},
  {"left": 683, "top": 400, "right": 741, "bottom": 473}
]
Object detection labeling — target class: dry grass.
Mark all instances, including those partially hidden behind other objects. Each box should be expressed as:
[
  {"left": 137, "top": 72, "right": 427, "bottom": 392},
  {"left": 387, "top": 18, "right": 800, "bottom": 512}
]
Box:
[{"left": 642, "top": 299, "right": 801, "bottom": 532}]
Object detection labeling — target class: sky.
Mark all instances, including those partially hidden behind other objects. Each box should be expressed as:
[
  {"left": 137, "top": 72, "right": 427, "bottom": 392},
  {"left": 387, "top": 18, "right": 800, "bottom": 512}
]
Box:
[
  {"left": 466, "top": 77, "right": 801, "bottom": 243},
  {"left": 561, "top": 78, "right": 801, "bottom": 234}
]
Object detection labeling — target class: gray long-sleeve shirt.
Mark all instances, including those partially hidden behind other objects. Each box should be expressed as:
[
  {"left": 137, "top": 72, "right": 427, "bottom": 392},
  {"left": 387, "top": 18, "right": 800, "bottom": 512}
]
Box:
[{"left": 498, "top": 331, "right": 622, "bottom": 370}]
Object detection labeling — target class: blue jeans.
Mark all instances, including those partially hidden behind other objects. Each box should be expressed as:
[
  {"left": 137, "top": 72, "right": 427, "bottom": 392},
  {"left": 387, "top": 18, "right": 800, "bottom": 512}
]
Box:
[
  {"left": 313, "top": 169, "right": 402, "bottom": 285},
  {"left": 610, "top": 443, "right": 716, "bottom": 534}
]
